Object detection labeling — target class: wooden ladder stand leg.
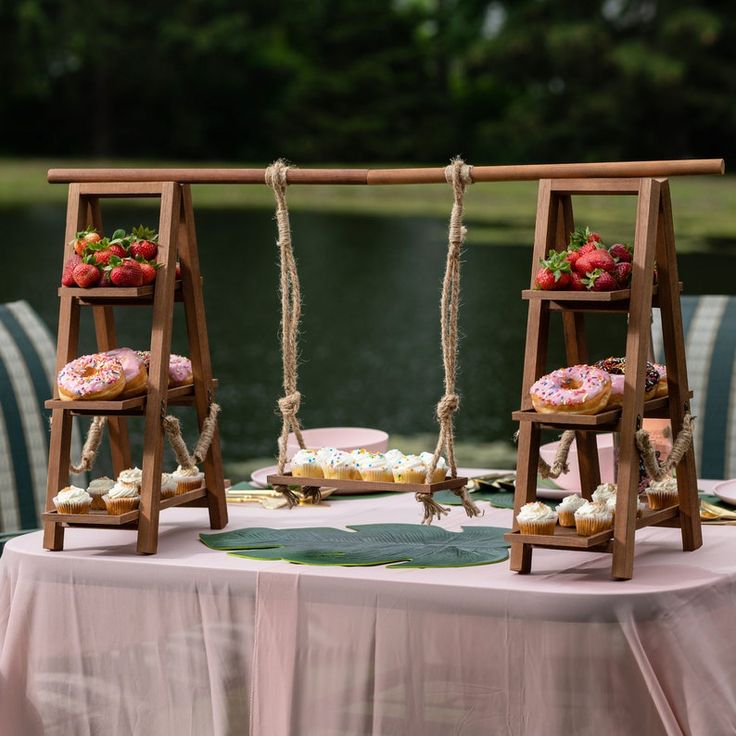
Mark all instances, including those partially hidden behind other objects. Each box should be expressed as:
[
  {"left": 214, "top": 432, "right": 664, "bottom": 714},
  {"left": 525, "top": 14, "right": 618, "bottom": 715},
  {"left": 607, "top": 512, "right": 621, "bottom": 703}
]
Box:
[
  {"left": 44, "top": 181, "right": 227, "bottom": 554},
  {"left": 510, "top": 177, "right": 701, "bottom": 580}
]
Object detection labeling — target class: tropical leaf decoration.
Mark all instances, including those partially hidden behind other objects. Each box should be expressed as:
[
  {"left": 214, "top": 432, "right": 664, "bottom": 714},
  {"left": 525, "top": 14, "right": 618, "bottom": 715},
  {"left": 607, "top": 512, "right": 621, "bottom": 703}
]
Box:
[{"left": 200, "top": 523, "right": 511, "bottom": 568}]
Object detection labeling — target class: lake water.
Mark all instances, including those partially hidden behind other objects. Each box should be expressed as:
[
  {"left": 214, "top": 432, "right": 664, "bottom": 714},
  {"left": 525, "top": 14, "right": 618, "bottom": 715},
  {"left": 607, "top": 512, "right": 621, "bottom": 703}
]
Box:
[{"left": 3, "top": 204, "right": 735, "bottom": 474}]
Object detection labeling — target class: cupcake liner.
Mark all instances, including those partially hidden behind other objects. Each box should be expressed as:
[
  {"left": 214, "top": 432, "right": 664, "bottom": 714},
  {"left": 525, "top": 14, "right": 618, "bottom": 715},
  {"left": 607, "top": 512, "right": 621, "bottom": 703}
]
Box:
[
  {"left": 103, "top": 495, "right": 140, "bottom": 515},
  {"left": 557, "top": 510, "right": 577, "bottom": 528},
  {"left": 646, "top": 489, "right": 678, "bottom": 510},
  {"left": 575, "top": 516, "right": 613, "bottom": 536},
  {"left": 160, "top": 486, "right": 176, "bottom": 499},
  {"left": 292, "top": 463, "right": 324, "bottom": 480},
  {"left": 175, "top": 473, "right": 204, "bottom": 495},
  {"left": 429, "top": 468, "right": 447, "bottom": 483},
  {"left": 53, "top": 498, "right": 91, "bottom": 515},
  {"left": 324, "top": 468, "right": 355, "bottom": 481},
  {"left": 359, "top": 469, "right": 395, "bottom": 483},
  {"left": 518, "top": 520, "right": 557, "bottom": 536},
  {"left": 392, "top": 469, "right": 427, "bottom": 484},
  {"left": 89, "top": 495, "right": 107, "bottom": 511}
]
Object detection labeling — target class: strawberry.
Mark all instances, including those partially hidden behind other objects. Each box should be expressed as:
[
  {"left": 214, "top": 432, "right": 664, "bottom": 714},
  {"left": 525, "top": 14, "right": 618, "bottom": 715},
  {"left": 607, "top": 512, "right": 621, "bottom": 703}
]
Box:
[
  {"left": 108, "top": 257, "right": 144, "bottom": 287},
  {"left": 72, "top": 260, "right": 101, "bottom": 288},
  {"left": 568, "top": 225, "right": 599, "bottom": 250},
  {"left": 61, "top": 254, "right": 82, "bottom": 286},
  {"left": 569, "top": 272, "right": 586, "bottom": 291},
  {"left": 582, "top": 268, "right": 617, "bottom": 291},
  {"left": 613, "top": 262, "right": 632, "bottom": 286},
  {"left": 137, "top": 259, "right": 159, "bottom": 285},
  {"left": 587, "top": 231, "right": 601, "bottom": 243},
  {"left": 578, "top": 242, "right": 598, "bottom": 257},
  {"left": 534, "top": 250, "right": 571, "bottom": 290},
  {"left": 584, "top": 248, "right": 615, "bottom": 273},
  {"left": 609, "top": 243, "right": 632, "bottom": 263},
  {"left": 565, "top": 249, "right": 580, "bottom": 268},
  {"left": 574, "top": 255, "right": 592, "bottom": 275},
  {"left": 129, "top": 225, "right": 158, "bottom": 261},
  {"left": 71, "top": 229, "right": 102, "bottom": 256},
  {"left": 89, "top": 240, "right": 127, "bottom": 267}
]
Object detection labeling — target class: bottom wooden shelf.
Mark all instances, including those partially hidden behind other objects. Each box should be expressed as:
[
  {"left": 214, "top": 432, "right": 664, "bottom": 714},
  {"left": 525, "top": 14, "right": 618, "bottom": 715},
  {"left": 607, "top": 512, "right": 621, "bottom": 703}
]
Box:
[
  {"left": 42, "top": 486, "right": 208, "bottom": 527},
  {"left": 266, "top": 472, "right": 469, "bottom": 494},
  {"left": 504, "top": 505, "right": 680, "bottom": 551}
]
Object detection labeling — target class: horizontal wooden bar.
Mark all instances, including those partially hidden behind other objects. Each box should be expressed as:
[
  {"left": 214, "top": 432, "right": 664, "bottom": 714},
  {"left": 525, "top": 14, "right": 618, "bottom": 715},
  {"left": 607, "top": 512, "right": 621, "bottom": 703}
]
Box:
[
  {"left": 549, "top": 178, "right": 642, "bottom": 194},
  {"left": 267, "top": 472, "right": 468, "bottom": 493},
  {"left": 59, "top": 282, "right": 183, "bottom": 305},
  {"left": 79, "top": 182, "right": 166, "bottom": 197},
  {"left": 47, "top": 159, "right": 725, "bottom": 185},
  {"left": 522, "top": 285, "right": 682, "bottom": 312}
]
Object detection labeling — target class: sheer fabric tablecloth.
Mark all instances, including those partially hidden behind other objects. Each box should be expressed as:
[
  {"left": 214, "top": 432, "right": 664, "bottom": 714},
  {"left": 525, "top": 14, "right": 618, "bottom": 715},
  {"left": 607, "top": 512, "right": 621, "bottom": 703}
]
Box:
[{"left": 1, "top": 482, "right": 735, "bottom": 736}]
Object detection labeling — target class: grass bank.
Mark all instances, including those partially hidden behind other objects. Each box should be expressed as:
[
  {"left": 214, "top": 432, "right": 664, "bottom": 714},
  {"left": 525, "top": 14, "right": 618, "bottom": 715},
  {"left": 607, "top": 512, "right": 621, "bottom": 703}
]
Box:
[{"left": 1, "top": 158, "right": 734, "bottom": 251}]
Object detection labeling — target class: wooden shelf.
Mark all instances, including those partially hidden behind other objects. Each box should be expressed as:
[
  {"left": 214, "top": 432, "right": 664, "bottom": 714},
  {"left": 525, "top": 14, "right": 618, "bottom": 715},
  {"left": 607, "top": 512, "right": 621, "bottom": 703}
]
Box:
[
  {"left": 267, "top": 472, "right": 469, "bottom": 494},
  {"left": 504, "top": 505, "right": 680, "bottom": 550},
  {"left": 45, "top": 381, "right": 217, "bottom": 415},
  {"left": 512, "top": 392, "right": 690, "bottom": 429},
  {"left": 41, "top": 486, "right": 208, "bottom": 527},
  {"left": 521, "top": 284, "right": 682, "bottom": 312},
  {"left": 58, "top": 281, "right": 184, "bottom": 305}
]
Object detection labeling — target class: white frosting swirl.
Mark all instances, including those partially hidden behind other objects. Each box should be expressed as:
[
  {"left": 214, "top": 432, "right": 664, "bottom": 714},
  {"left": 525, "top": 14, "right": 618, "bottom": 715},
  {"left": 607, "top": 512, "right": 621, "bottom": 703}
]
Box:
[
  {"left": 355, "top": 453, "right": 391, "bottom": 472},
  {"left": 173, "top": 464, "right": 201, "bottom": 479},
  {"left": 591, "top": 483, "right": 617, "bottom": 504},
  {"left": 574, "top": 500, "right": 612, "bottom": 521},
  {"left": 291, "top": 449, "right": 321, "bottom": 468},
  {"left": 316, "top": 447, "right": 338, "bottom": 467},
  {"left": 161, "top": 473, "right": 177, "bottom": 494},
  {"left": 118, "top": 467, "right": 143, "bottom": 487},
  {"left": 393, "top": 454, "right": 425, "bottom": 474},
  {"left": 87, "top": 476, "right": 114, "bottom": 496},
  {"left": 557, "top": 494, "right": 586, "bottom": 513},
  {"left": 324, "top": 450, "right": 355, "bottom": 473},
  {"left": 54, "top": 486, "right": 91, "bottom": 504},
  {"left": 107, "top": 482, "right": 140, "bottom": 499},
  {"left": 517, "top": 501, "right": 558, "bottom": 524},
  {"left": 419, "top": 452, "right": 447, "bottom": 472},
  {"left": 384, "top": 449, "right": 405, "bottom": 468},
  {"left": 648, "top": 476, "right": 678, "bottom": 494}
]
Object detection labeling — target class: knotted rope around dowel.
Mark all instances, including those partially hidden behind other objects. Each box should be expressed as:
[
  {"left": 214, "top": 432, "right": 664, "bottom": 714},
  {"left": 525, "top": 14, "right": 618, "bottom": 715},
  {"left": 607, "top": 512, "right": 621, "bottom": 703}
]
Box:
[
  {"left": 69, "top": 416, "right": 107, "bottom": 474},
  {"left": 418, "top": 158, "right": 481, "bottom": 524},
  {"left": 162, "top": 402, "right": 221, "bottom": 470},
  {"left": 265, "top": 160, "right": 317, "bottom": 507},
  {"left": 538, "top": 429, "right": 576, "bottom": 479},
  {"left": 636, "top": 412, "right": 695, "bottom": 482}
]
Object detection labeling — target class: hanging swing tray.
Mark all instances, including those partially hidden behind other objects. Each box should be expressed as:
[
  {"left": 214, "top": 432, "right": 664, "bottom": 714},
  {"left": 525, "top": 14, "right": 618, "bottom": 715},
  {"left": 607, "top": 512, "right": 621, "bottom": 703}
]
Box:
[{"left": 266, "top": 472, "right": 469, "bottom": 494}]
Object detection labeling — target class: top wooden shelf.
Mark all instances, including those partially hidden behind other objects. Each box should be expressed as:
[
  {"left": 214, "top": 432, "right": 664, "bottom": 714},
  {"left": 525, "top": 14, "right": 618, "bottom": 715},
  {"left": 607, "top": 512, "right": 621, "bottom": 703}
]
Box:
[
  {"left": 59, "top": 282, "right": 183, "bottom": 305},
  {"left": 521, "top": 284, "right": 682, "bottom": 311}
]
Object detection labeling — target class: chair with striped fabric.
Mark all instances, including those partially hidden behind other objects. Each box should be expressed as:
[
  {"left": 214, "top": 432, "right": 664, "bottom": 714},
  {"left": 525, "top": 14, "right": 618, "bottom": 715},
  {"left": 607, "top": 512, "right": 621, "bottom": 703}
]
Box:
[
  {"left": 0, "top": 301, "right": 83, "bottom": 553},
  {"left": 652, "top": 295, "right": 736, "bottom": 480}
]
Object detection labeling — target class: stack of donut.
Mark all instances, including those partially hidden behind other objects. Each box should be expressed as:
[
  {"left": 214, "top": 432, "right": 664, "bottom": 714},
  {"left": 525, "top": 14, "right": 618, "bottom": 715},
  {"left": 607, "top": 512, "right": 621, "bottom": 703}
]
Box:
[
  {"left": 530, "top": 357, "right": 668, "bottom": 415},
  {"left": 57, "top": 349, "right": 193, "bottom": 401}
]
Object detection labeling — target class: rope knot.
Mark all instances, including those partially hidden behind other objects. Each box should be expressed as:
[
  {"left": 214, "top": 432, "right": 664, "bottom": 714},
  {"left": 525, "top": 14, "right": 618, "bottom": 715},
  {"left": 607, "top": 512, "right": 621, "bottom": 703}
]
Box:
[
  {"left": 444, "top": 158, "right": 473, "bottom": 187},
  {"left": 278, "top": 391, "right": 301, "bottom": 417},
  {"left": 437, "top": 393, "right": 460, "bottom": 420},
  {"left": 265, "top": 159, "right": 290, "bottom": 190}
]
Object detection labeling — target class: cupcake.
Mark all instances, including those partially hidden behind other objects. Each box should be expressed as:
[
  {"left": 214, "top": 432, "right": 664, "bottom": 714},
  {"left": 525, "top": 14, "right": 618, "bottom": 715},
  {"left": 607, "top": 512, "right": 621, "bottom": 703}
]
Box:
[
  {"left": 87, "top": 476, "right": 115, "bottom": 511},
  {"left": 103, "top": 482, "right": 140, "bottom": 515},
  {"left": 172, "top": 464, "right": 204, "bottom": 494},
  {"left": 516, "top": 502, "right": 558, "bottom": 536},
  {"left": 290, "top": 449, "right": 324, "bottom": 479},
  {"left": 419, "top": 452, "right": 448, "bottom": 483},
  {"left": 646, "top": 476, "right": 679, "bottom": 510},
  {"left": 53, "top": 485, "right": 93, "bottom": 515},
  {"left": 392, "top": 454, "right": 428, "bottom": 484},
  {"left": 356, "top": 453, "right": 394, "bottom": 483},
  {"left": 160, "top": 472, "right": 177, "bottom": 499},
  {"left": 556, "top": 494, "right": 586, "bottom": 527},
  {"left": 316, "top": 447, "right": 338, "bottom": 470},
  {"left": 604, "top": 494, "right": 648, "bottom": 520},
  {"left": 384, "top": 449, "right": 406, "bottom": 468},
  {"left": 591, "top": 483, "right": 617, "bottom": 505},
  {"left": 323, "top": 450, "right": 357, "bottom": 480},
  {"left": 117, "top": 467, "right": 143, "bottom": 492},
  {"left": 574, "top": 501, "right": 613, "bottom": 536}
]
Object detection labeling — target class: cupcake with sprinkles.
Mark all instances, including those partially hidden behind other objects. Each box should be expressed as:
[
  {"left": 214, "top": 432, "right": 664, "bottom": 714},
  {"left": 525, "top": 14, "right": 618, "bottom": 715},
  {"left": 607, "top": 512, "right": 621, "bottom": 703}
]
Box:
[
  {"left": 290, "top": 448, "right": 324, "bottom": 479},
  {"left": 356, "top": 453, "right": 394, "bottom": 483},
  {"left": 322, "top": 450, "right": 358, "bottom": 480}
]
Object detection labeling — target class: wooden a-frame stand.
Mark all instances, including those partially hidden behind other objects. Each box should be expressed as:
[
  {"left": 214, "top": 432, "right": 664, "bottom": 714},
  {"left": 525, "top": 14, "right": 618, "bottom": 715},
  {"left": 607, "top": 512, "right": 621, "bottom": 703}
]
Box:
[
  {"left": 42, "top": 181, "right": 228, "bottom": 554},
  {"left": 505, "top": 177, "right": 702, "bottom": 580}
]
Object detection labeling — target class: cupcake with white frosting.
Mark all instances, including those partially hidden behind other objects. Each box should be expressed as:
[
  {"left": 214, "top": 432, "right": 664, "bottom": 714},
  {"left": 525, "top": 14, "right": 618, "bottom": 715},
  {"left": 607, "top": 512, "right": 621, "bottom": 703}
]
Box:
[
  {"left": 419, "top": 452, "right": 448, "bottom": 483},
  {"left": 172, "top": 464, "right": 204, "bottom": 494},
  {"left": 384, "top": 449, "right": 406, "bottom": 468},
  {"left": 646, "top": 476, "right": 678, "bottom": 510},
  {"left": 160, "top": 472, "right": 177, "bottom": 499},
  {"left": 87, "top": 476, "right": 115, "bottom": 511},
  {"left": 574, "top": 501, "right": 613, "bottom": 536},
  {"left": 356, "top": 453, "right": 394, "bottom": 483},
  {"left": 591, "top": 483, "right": 617, "bottom": 505},
  {"left": 290, "top": 449, "right": 324, "bottom": 479},
  {"left": 323, "top": 450, "right": 358, "bottom": 480},
  {"left": 392, "top": 454, "right": 427, "bottom": 484},
  {"left": 117, "top": 467, "right": 143, "bottom": 493},
  {"left": 604, "top": 494, "right": 647, "bottom": 519},
  {"left": 556, "top": 494, "right": 586, "bottom": 527},
  {"left": 103, "top": 482, "right": 140, "bottom": 515},
  {"left": 53, "top": 485, "right": 93, "bottom": 515},
  {"left": 516, "top": 501, "right": 558, "bottom": 536}
]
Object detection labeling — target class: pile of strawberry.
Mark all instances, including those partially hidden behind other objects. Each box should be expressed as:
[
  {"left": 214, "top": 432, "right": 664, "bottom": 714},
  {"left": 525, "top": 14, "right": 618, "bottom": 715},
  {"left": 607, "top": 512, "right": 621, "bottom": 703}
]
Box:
[
  {"left": 534, "top": 226, "right": 633, "bottom": 292},
  {"left": 61, "top": 226, "right": 178, "bottom": 288}
]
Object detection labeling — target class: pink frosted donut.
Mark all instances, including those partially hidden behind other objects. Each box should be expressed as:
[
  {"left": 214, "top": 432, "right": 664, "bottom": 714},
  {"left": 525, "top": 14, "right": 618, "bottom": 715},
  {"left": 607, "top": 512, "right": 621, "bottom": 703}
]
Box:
[
  {"left": 530, "top": 365, "right": 612, "bottom": 415},
  {"left": 57, "top": 353, "right": 126, "bottom": 401},
  {"left": 136, "top": 351, "right": 193, "bottom": 387},
  {"left": 653, "top": 363, "right": 668, "bottom": 397},
  {"left": 106, "top": 348, "right": 148, "bottom": 398}
]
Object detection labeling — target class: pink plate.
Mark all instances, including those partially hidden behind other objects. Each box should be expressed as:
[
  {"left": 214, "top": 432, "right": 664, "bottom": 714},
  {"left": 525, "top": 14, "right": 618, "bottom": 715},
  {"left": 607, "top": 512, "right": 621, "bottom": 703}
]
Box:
[
  {"left": 539, "top": 433, "right": 616, "bottom": 493},
  {"left": 713, "top": 479, "right": 736, "bottom": 506},
  {"left": 286, "top": 427, "right": 388, "bottom": 455}
]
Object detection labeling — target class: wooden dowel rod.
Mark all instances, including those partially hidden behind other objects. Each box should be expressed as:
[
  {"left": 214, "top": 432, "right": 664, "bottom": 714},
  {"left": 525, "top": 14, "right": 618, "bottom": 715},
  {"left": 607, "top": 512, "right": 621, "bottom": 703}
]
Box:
[{"left": 47, "top": 159, "right": 725, "bottom": 185}]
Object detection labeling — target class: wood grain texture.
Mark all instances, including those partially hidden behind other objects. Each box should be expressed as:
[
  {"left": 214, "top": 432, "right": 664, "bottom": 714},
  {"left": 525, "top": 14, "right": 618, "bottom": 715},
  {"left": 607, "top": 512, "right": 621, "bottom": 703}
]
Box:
[{"left": 266, "top": 473, "right": 468, "bottom": 494}]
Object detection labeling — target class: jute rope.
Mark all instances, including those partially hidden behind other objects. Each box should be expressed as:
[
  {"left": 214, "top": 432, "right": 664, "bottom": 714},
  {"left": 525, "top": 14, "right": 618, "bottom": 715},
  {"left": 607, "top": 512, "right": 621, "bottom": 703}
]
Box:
[
  {"left": 418, "top": 158, "right": 481, "bottom": 524},
  {"left": 69, "top": 416, "right": 107, "bottom": 474},
  {"left": 636, "top": 412, "right": 695, "bottom": 481},
  {"left": 163, "top": 402, "right": 221, "bottom": 470},
  {"left": 265, "top": 160, "right": 315, "bottom": 507},
  {"left": 537, "top": 429, "right": 576, "bottom": 479}
]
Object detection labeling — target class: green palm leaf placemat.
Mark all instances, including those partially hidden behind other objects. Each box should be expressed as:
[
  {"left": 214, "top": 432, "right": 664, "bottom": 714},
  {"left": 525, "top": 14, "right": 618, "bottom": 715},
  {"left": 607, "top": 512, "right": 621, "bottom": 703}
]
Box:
[{"left": 200, "top": 523, "right": 511, "bottom": 568}]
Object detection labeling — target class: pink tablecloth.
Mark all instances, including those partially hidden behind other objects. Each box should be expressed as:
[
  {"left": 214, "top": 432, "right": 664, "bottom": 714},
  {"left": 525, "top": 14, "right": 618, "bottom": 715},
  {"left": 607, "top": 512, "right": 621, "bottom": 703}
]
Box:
[{"left": 1, "top": 484, "right": 736, "bottom": 736}]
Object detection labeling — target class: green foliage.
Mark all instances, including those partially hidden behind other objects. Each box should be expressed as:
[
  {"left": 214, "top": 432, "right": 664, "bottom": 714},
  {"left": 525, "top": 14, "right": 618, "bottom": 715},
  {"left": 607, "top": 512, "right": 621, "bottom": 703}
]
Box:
[
  {"left": 200, "top": 523, "right": 511, "bottom": 567},
  {"left": 0, "top": 1, "right": 734, "bottom": 162}
]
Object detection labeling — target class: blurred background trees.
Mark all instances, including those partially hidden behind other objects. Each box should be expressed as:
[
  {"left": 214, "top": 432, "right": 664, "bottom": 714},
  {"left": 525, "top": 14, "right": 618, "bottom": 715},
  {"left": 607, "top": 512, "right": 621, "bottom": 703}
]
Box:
[{"left": 1, "top": 0, "right": 734, "bottom": 163}]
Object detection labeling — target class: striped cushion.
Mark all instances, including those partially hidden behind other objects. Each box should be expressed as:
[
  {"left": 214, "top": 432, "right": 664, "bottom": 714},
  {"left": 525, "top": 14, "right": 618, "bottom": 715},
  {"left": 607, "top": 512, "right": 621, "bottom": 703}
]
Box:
[
  {"left": 652, "top": 296, "right": 736, "bottom": 479},
  {"left": 0, "top": 301, "right": 83, "bottom": 533}
]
